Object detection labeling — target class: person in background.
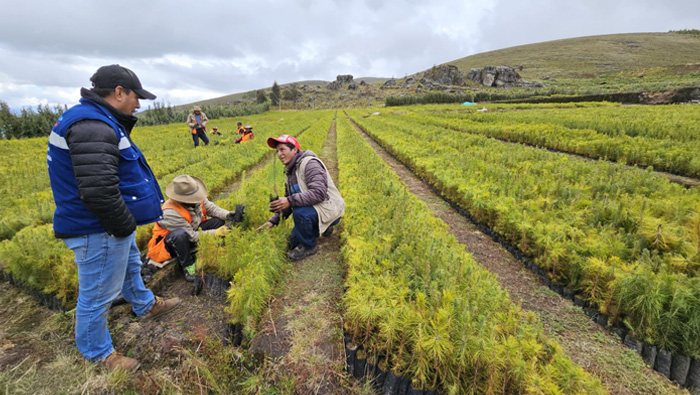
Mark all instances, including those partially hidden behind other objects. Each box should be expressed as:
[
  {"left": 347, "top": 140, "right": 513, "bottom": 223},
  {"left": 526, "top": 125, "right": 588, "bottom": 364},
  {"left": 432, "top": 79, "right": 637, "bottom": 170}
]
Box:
[
  {"left": 186, "top": 105, "right": 209, "bottom": 147},
  {"left": 47, "top": 64, "right": 181, "bottom": 372},
  {"left": 257, "top": 135, "right": 344, "bottom": 260},
  {"left": 235, "top": 124, "right": 254, "bottom": 144},
  {"left": 211, "top": 126, "right": 221, "bottom": 135},
  {"left": 236, "top": 121, "right": 244, "bottom": 135},
  {"left": 147, "top": 175, "right": 244, "bottom": 281}
]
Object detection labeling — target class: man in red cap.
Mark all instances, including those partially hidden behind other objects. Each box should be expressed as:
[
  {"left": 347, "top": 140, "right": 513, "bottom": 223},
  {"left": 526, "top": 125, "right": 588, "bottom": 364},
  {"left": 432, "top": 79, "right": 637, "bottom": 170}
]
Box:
[{"left": 257, "top": 135, "right": 345, "bottom": 260}]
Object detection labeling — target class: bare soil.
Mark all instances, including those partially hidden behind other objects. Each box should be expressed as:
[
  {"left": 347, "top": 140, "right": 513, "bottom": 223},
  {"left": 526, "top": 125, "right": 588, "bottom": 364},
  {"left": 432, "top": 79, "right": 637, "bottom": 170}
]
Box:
[
  {"left": 347, "top": 115, "right": 689, "bottom": 395},
  {"left": 247, "top": 119, "right": 367, "bottom": 394}
]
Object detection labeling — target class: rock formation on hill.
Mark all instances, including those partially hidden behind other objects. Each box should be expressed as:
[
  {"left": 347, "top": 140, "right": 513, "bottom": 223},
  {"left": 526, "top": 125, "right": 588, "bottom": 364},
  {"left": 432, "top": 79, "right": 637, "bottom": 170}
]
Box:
[
  {"left": 467, "top": 66, "right": 544, "bottom": 88},
  {"left": 327, "top": 75, "right": 355, "bottom": 90}
]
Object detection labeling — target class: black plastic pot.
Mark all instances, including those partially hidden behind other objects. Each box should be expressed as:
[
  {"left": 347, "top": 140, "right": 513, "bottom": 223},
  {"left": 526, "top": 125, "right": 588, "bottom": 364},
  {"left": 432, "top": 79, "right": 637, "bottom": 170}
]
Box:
[
  {"left": 346, "top": 343, "right": 358, "bottom": 376},
  {"left": 354, "top": 354, "right": 367, "bottom": 380},
  {"left": 269, "top": 195, "right": 279, "bottom": 212},
  {"left": 642, "top": 343, "right": 657, "bottom": 367},
  {"left": 227, "top": 323, "right": 243, "bottom": 347},
  {"left": 562, "top": 288, "right": 575, "bottom": 300},
  {"left": 551, "top": 284, "right": 563, "bottom": 295},
  {"left": 654, "top": 348, "right": 672, "bottom": 378},
  {"left": 594, "top": 314, "right": 608, "bottom": 328},
  {"left": 623, "top": 334, "right": 643, "bottom": 354},
  {"left": 610, "top": 326, "right": 627, "bottom": 341},
  {"left": 687, "top": 358, "right": 700, "bottom": 389},
  {"left": 573, "top": 296, "right": 588, "bottom": 308},
  {"left": 397, "top": 376, "right": 410, "bottom": 395},
  {"left": 383, "top": 371, "right": 401, "bottom": 395},
  {"left": 407, "top": 384, "right": 425, "bottom": 395},
  {"left": 374, "top": 367, "right": 388, "bottom": 391},
  {"left": 670, "top": 352, "right": 690, "bottom": 386}
]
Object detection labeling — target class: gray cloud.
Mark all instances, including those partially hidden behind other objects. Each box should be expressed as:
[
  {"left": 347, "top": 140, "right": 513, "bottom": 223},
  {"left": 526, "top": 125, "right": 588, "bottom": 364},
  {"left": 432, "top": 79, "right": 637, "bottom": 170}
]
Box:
[{"left": 0, "top": 0, "right": 697, "bottom": 109}]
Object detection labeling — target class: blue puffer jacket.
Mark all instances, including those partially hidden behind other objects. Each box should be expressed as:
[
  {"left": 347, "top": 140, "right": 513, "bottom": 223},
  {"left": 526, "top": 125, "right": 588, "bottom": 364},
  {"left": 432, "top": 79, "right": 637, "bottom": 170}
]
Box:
[{"left": 48, "top": 89, "right": 163, "bottom": 237}]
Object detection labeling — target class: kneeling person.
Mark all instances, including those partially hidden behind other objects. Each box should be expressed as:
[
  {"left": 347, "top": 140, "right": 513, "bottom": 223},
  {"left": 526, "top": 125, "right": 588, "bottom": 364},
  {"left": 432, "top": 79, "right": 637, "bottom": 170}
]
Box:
[
  {"left": 257, "top": 135, "right": 345, "bottom": 260},
  {"left": 147, "top": 175, "right": 240, "bottom": 281}
]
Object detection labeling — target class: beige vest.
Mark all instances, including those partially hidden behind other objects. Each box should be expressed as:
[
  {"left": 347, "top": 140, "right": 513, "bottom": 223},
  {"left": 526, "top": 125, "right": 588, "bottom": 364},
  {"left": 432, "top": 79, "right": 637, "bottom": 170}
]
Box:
[{"left": 296, "top": 157, "right": 345, "bottom": 234}]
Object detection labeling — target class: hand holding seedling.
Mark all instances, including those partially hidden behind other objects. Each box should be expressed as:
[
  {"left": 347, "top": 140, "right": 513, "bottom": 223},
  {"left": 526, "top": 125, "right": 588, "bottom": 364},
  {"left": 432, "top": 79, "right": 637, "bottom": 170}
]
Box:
[{"left": 269, "top": 196, "right": 290, "bottom": 212}]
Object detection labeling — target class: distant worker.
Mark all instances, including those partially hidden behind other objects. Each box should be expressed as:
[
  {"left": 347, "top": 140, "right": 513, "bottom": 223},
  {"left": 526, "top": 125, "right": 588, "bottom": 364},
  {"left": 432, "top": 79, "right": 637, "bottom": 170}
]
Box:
[
  {"left": 211, "top": 126, "right": 221, "bottom": 135},
  {"left": 147, "top": 175, "right": 244, "bottom": 281},
  {"left": 47, "top": 64, "right": 180, "bottom": 372},
  {"left": 236, "top": 121, "right": 244, "bottom": 135},
  {"left": 257, "top": 135, "right": 344, "bottom": 261},
  {"left": 235, "top": 124, "right": 254, "bottom": 144},
  {"left": 186, "top": 105, "right": 209, "bottom": 147}
]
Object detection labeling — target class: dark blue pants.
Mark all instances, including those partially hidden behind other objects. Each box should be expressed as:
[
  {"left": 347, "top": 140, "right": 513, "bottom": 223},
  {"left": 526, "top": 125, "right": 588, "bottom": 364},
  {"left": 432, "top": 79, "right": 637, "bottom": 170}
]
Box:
[
  {"left": 288, "top": 206, "right": 340, "bottom": 250},
  {"left": 163, "top": 218, "right": 224, "bottom": 268},
  {"left": 192, "top": 128, "right": 209, "bottom": 147}
]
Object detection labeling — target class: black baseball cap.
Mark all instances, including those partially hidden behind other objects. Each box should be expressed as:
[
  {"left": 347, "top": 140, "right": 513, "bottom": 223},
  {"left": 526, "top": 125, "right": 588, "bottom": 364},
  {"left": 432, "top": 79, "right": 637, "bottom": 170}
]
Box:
[{"left": 90, "top": 64, "right": 156, "bottom": 100}]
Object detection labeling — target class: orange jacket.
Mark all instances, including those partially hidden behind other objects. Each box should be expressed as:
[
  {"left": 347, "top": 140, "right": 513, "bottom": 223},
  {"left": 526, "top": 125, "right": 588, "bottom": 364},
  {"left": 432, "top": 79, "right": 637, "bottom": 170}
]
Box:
[
  {"left": 147, "top": 199, "right": 207, "bottom": 262},
  {"left": 237, "top": 126, "right": 245, "bottom": 135}
]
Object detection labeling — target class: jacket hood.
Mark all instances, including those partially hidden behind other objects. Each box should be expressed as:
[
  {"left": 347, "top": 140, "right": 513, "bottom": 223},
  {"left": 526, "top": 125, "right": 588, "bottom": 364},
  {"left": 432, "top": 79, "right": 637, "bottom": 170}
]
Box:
[{"left": 80, "top": 88, "right": 138, "bottom": 133}]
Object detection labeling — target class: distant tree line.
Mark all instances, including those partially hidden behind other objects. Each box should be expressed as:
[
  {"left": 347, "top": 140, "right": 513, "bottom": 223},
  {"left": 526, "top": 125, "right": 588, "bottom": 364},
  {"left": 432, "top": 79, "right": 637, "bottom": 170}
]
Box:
[
  {"left": 0, "top": 99, "right": 271, "bottom": 138},
  {"left": 0, "top": 101, "right": 66, "bottom": 139}
]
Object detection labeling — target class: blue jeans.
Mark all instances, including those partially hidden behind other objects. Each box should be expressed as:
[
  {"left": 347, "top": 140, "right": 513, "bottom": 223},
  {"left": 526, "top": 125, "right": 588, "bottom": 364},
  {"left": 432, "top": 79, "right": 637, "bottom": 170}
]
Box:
[
  {"left": 192, "top": 128, "right": 209, "bottom": 147},
  {"left": 63, "top": 232, "right": 155, "bottom": 362},
  {"left": 289, "top": 206, "right": 340, "bottom": 250}
]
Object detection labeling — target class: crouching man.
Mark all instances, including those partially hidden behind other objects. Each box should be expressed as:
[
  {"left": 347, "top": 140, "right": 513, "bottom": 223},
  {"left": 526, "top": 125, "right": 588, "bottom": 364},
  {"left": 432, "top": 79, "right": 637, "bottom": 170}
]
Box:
[
  {"left": 257, "top": 135, "right": 344, "bottom": 260},
  {"left": 147, "top": 175, "right": 243, "bottom": 281}
]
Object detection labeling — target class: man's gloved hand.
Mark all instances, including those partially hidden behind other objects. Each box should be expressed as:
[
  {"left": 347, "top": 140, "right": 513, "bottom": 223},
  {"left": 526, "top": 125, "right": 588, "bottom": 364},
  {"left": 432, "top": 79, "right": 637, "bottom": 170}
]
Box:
[
  {"left": 226, "top": 205, "right": 245, "bottom": 224},
  {"left": 215, "top": 226, "right": 230, "bottom": 237}
]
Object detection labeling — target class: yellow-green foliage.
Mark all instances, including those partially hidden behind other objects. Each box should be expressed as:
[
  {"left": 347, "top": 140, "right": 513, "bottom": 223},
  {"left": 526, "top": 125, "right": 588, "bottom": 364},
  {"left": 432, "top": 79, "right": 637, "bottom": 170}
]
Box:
[
  {"left": 336, "top": 115, "right": 604, "bottom": 394},
  {"left": 191, "top": 111, "right": 336, "bottom": 338},
  {"left": 0, "top": 224, "right": 77, "bottom": 305},
  {"left": 0, "top": 110, "right": 323, "bottom": 308},
  {"left": 406, "top": 103, "right": 700, "bottom": 177},
  {"left": 348, "top": 106, "right": 700, "bottom": 358}
]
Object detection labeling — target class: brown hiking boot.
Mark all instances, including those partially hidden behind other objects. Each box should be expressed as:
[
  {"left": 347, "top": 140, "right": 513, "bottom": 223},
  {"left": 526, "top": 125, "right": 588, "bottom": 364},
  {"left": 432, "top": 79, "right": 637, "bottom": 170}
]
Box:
[
  {"left": 141, "top": 296, "right": 181, "bottom": 321},
  {"left": 100, "top": 350, "right": 140, "bottom": 372}
]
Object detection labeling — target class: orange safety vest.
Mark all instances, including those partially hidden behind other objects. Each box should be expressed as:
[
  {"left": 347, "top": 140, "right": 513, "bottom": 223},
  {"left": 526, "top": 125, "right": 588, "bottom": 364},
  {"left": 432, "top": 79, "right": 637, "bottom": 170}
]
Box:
[
  {"left": 240, "top": 132, "right": 252, "bottom": 142},
  {"left": 147, "top": 199, "right": 207, "bottom": 262},
  {"left": 237, "top": 126, "right": 244, "bottom": 135}
]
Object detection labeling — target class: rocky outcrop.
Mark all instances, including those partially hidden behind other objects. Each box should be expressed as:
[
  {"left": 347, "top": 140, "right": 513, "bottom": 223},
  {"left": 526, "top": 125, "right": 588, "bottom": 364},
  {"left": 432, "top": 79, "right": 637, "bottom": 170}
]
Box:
[
  {"left": 420, "top": 65, "right": 465, "bottom": 87},
  {"left": 467, "top": 66, "right": 544, "bottom": 88},
  {"left": 327, "top": 75, "right": 355, "bottom": 90}
]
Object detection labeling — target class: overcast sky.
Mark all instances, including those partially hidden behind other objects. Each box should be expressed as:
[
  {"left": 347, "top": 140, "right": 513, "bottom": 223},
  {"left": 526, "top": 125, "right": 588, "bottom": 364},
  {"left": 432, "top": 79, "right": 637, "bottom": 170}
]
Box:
[{"left": 0, "top": 0, "right": 697, "bottom": 111}]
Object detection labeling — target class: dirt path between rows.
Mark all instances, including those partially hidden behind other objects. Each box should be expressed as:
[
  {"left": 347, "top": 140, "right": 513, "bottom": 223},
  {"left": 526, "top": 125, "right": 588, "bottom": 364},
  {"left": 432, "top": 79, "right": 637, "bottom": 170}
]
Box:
[
  {"left": 246, "top": 120, "right": 367, "bottom": 394},
  {"left": 347, "top": 115, "right": 688, "bottom": 395}
]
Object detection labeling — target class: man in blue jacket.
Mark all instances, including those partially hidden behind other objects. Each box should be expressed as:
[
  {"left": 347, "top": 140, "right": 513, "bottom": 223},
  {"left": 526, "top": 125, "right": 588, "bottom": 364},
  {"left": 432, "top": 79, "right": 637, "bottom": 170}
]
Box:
[{"left": 47, "top": 65, "right": 180, "bottom": 372}]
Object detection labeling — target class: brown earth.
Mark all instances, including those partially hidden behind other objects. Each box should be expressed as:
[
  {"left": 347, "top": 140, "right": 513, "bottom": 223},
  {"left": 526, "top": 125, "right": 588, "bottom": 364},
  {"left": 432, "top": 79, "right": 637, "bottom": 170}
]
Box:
[
  {"left": 246, "top": 119, "right": 370, "bottom": 394},
  {"left": 346, "top": 114, "right": 689, "bottom": 395}
]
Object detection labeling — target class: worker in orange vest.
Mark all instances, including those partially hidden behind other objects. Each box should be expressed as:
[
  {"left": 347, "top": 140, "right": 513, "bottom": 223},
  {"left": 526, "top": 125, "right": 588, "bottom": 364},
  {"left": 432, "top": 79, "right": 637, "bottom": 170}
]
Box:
[
  {"left": 236, "top": 122, "right": 244, "bottom": 135},
  {"left": 235, "top": 124, "right": 254, "bottom": 144},
  {"left": 146, "top": 175, "right": 244, "bottom": 281}
]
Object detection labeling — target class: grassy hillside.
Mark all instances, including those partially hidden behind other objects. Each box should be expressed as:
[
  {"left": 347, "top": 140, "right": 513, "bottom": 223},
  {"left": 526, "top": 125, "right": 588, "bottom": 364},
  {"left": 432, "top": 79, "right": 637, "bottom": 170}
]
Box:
[{"left": 444, "top": 32, "right": 700, "bottom": 93}]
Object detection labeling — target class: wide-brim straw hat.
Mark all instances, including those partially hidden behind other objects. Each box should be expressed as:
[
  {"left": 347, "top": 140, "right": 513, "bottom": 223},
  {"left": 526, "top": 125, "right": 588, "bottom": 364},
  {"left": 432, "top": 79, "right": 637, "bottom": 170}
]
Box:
[
  {"left": 244, "top": 124, "right": 253, "bottom": 129},
  {"left": 166, "top": 175, "right": 207, "bottom": 204},
  {"left": 193, "top": 105, "right": 202, "bottom": 112}
]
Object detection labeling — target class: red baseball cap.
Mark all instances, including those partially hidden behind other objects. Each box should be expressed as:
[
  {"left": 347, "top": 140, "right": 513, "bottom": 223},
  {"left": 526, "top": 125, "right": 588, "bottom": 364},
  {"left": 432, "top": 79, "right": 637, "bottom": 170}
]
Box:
[{"left": 267, "top": 134, "right": 300, "bottom": 150}]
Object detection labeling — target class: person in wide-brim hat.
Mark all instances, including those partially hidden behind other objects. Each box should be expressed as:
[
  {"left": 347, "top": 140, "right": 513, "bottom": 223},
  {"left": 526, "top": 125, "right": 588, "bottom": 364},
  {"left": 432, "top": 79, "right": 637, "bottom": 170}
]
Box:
[
  {"left": 148, "top": 175, "right": 244, "bottom": 281},
  {"left": 165, "top": 175, "right": 207, "bottom": 203}
]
